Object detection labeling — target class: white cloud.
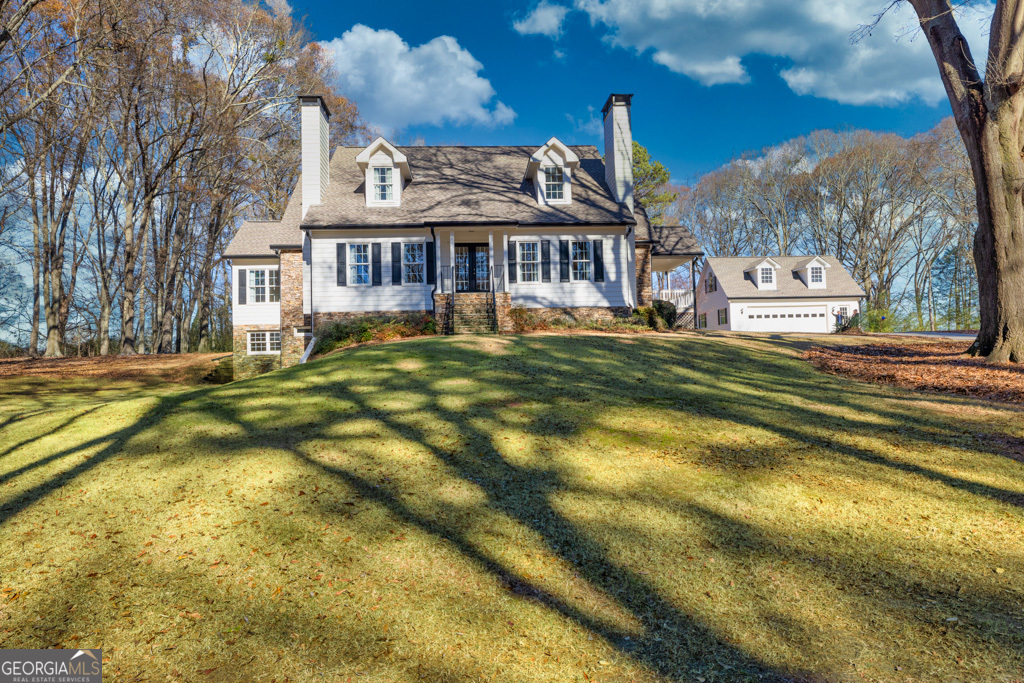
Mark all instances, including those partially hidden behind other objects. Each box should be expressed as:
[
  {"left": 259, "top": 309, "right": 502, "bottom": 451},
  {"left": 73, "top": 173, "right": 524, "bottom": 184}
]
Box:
[
  {"left": 513, "top": 1, "right": 571, "bottom": 37},
  {"left": 320, "top": 25, "right": 516, "bottom": 131},
  {"left": 572, "top": 0, "right": 993, "bottom": 106},
  {"left": 565, "top": 106, "right": 602, "bottom": 137}
]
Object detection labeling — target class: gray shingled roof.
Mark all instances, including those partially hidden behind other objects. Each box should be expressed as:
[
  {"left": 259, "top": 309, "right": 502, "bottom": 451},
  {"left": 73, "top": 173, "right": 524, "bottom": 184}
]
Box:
[
  {"left": 223, "top": 144, "right": 701, "bottom": 258},
  {"left": 300, "top": 145, "right": 634, "bottom": 228},
  {"left": 648, "top": 224, "right": 703, "bottom": 255},
  {"left": 707, "top": 256, "right": 866, "bottom": 299}
]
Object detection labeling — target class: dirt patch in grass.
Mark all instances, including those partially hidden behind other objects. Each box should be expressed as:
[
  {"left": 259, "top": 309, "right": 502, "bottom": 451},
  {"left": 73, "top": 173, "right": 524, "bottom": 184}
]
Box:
[
  {"left": 806, "top": 342, "right": 1024, "bottom": 405},
  {"left": 0, "top": 353, "right": 230, "bottom": 384}
]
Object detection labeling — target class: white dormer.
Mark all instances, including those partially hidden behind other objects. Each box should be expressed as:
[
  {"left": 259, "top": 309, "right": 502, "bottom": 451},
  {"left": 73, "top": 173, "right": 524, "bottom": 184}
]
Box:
[
  {"left": 525, "top": 137, "right": 579, "bottom": 206},
  {"left": 744, "top": 257, "right": 781, "bottom": 291},
  {"left": 794, "top": 256, "right": 831, "bottom": 289},
  {"left": 356, "top": 137, "right": 412, "bottom": 207}
]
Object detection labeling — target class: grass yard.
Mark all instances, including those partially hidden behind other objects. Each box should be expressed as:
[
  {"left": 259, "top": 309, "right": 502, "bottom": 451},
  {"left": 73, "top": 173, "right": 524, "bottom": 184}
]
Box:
[{"left": 0, "top": 334, "right": 1022, "bottom": 681}]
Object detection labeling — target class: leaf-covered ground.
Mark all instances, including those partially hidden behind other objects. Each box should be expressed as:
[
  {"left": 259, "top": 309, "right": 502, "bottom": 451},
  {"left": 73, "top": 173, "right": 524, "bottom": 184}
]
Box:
[
  {"left": 0, "top": 334, "right": 1022, "bottom": 681},
  {"left": 806, "top": 341, "right": 1024, "bottom": 406}
]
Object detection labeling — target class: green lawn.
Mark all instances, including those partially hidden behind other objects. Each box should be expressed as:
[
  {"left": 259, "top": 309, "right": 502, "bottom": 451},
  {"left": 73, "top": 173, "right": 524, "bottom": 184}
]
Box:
[{"left": 0, "top": 334, "right": 1022, "bottom": 681}]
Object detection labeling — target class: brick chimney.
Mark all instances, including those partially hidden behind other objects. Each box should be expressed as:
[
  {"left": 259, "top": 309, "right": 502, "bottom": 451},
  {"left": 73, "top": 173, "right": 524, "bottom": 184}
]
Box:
[
  {"left": 602, "top": 93, "right": 634, "bottom": 214},
  {"left": 299, "top": 95, "right": 331, "bottom": 217}
]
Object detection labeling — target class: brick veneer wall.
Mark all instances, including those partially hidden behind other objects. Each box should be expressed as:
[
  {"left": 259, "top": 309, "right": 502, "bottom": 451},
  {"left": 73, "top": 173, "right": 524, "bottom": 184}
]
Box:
[
  {"left": 635, "top": 243, "right": 653, "bottom": 307},
  {"left": 279, "top": 250, "right": 307, "bottom": 368},
  {"left": 233, "top": 324, "right": 281, "bottom": 380}
]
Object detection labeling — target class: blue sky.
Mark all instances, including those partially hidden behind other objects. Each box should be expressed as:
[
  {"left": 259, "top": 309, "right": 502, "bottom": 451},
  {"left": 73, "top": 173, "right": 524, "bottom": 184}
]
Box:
[{"left": 290, "top": 0, "right": 992, "bottom": 182}]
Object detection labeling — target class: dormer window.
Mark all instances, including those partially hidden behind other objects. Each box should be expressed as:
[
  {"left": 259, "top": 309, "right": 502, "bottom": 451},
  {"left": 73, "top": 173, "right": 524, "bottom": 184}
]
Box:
[
  {"left": 373, "top": 167, "right": 393, "bottom": 202},
  {"left": 760, "top": 267, "right": 774, "bottom": 285},
  {"left": 810, "top": 266, "right": 823, "bottom": 284},
  {"left": 543, "top": 166, "right": 564, "bottom": 200}
]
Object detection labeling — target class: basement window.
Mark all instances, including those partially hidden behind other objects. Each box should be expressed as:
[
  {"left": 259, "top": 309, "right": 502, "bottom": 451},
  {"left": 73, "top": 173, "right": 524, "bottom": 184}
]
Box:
[{"left": 248, "top": 331, "right": 281, "bottom": 354}]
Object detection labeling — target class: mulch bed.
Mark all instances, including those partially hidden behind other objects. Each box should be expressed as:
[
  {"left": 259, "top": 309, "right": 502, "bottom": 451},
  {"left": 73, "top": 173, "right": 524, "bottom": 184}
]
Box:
[
  {"left": 805, "top": 341, "right": 1024, "bottom": 405},
  {"left": 0, "top": 353, "right": 230, "bottom": 382}
]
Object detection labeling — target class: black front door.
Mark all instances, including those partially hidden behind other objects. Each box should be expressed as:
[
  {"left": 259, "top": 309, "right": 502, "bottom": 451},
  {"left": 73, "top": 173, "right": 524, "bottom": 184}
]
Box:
[{"left": 454, "top": 244, "right": 490, "bottom": 292}]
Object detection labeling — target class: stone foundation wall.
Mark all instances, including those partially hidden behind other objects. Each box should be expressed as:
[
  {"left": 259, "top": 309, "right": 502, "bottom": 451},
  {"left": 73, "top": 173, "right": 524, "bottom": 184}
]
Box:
[
  {"left": 233, "top": 324, "right": 282, "bottom": 380},
  {"left": 635, "top": 243, "right": 653, "bottom": 307},
  {"left": 314, "top": 310, "right": 433, "bottom": 328},
  {"left": 524, "top": 306, "right": 632, "bottom": 325}
]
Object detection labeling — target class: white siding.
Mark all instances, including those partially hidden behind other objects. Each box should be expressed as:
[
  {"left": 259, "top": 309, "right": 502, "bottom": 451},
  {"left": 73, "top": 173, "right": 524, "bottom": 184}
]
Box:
[
  {"left": 231, "top": 258, "right": 281, "bottom": 327},
  {"left": 310, "top": 231, "right": 434, "bottom": 313},
  {"left": 507, "top": 230, "right": 631, "bottom": 308},
  {"left": 729, "top": 299, "right": 861, "bottom": 333},
  {"left": 306, "top": 227, "right": 634, "bottom": 313},
  {"left": 696, "top": 265, "right": 730, "bottom": 329}
]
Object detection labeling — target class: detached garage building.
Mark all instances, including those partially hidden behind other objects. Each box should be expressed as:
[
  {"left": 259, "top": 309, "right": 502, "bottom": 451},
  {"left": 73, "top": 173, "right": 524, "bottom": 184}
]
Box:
[{"left": 696, "top": 256, "right": 865, "bottom": 334}]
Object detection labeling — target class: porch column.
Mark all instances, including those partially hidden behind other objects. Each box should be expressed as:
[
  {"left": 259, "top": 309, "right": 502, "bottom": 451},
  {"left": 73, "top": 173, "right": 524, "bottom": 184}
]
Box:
[
  {"left": 690, "top": 258, "right": 698, "bottom": 329},
  {"left": 449, "top": 231, "right": 455, "bottom": 292},
  {"left": 488, "top": 231, "right": 495, "bottom": 290},
  {"left": 502, "top": 233, "right": 509, "bottom": 289}
]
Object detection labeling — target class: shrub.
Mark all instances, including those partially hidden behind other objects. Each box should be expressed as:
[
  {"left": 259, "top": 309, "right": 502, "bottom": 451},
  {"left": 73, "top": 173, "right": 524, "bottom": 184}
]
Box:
[
  {"left": 313, "top": 314, "right": 436, "bottom": 355},
  {"left": 509, "top": 306, "right": 538, "bottom": 333},
  {"left": 653, "top": 299, "right": 677, "bottom": 327},
  {"left": 633, "top": 306, "right": 658, "bottom": 329}
]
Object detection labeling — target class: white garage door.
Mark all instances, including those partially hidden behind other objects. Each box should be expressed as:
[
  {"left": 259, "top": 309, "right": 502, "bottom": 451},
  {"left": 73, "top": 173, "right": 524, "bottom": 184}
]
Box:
[{"left": 743, "top": 305, "right": 830, "bottom": 333}]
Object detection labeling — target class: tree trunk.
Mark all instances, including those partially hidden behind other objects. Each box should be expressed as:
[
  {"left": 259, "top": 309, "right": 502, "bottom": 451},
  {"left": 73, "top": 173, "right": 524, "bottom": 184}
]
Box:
[{"left": 909, "top": 0, "right": 1024, "bottom": 362}]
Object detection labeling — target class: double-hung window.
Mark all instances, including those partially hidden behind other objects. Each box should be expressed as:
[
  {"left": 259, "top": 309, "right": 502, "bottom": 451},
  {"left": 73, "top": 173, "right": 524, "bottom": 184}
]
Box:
[
  {"left": 518, "top": 242, "right": 539, "bottom": 283},
  {"left": 760, "top": 267, "right": 774, "bottom": 285},
  {"left": 248, "top": 331, "right": 281, "bottom": 354},
  {"left": 718, "top": 308, "right": 728, "bottom": 325},
  {"left": 403, "top": 243, "right": 425, "bottom": 284},
  {"left": 349, "top": 244, "right": 370, "bottom": 285},
  {"left": 570, "top": 240, "right": 591, "bottom": 281},
  {"left": 706, "top": 274, "right": 717, "bottom": 293},
  {"left": 810, "top": 266, "right": 823, "bottom": 284},
  {"left": 698, "top": 313, "right": 707, "bottom": 329},
  {"left": 248, "top": 269, "right": 280, "bottom": 304},
  {"left": 543, "top": 166, "right": 564, "bottom": 201},
  {"left": 373, "top": 167, "right": 393, "bottom": 202}
]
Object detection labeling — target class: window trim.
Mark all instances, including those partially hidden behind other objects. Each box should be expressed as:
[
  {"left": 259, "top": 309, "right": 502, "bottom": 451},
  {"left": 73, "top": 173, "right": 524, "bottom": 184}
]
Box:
[
  {"left": 402, "top": 242, "right": 426, "bottom": 285},
  {"left": 543, "top": 166, "right": 565, "bottom": 201},
  {"left": 718, "top": 308, "right": 728, "bottom": 326},
  {"left": 569, "top": 240, "right": 591, "bottom": 282},
  {"left": 698, "top": 313, "right": 707, "bottom": 329},
  {"left": 760, "top": 266, "right": 774, "bottom": 286},
  {"left": 247, "top": 331, "right": 281, "bottom": 355},
  {"left": 810, "top": 266, "right": 824, "bottom": 284},
  {"left": 372, "top": 166, "right": 394, "bottom": 203},
  {"left": 244, "top": 268, "right": 280, "bottom": 305},
  {"left": 518, "top": 241, "right": 540, "bottom": 284},
  {"left": 348, "top": 243, "right": 372, "bottom": 287}
]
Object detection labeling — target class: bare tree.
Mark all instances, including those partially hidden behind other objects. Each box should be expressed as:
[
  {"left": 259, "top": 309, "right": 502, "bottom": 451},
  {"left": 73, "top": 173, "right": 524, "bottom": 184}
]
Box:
[{"left": 873, "top": 1, "right": 1023, "bottom": 361}]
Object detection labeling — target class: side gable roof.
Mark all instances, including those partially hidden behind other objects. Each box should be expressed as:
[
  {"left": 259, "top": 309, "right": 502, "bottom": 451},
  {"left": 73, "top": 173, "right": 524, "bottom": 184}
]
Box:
[
  {"left": 706, "top": 256, "right": 866, "bottom": 299},
  {"left": 301, "top": 145, "right": 634, "bottom": 228}
]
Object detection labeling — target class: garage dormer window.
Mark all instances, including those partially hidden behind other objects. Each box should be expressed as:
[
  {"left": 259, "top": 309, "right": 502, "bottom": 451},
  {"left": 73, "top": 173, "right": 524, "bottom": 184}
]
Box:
[
  {"left": 543, "top": 166, "right": 564, "bottom": 200},
  {"left": 760, "top": 267, "right": 774, "bottom": 286},
  {"left": 810, "top": 266, "right": 823, "bottom": 284},
  {"left": 373, "top": 167, "right": 393, "bottom": 202}
]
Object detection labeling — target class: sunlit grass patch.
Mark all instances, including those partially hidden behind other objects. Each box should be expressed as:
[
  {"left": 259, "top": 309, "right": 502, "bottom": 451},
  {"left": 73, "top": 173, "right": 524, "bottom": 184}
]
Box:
[{"left": 0, "top": 334, "right": 1022, "bottom": 680}]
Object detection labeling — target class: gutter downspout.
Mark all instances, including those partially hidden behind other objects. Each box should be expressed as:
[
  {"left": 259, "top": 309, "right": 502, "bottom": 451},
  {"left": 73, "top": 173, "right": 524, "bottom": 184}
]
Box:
[
  {"left": 625, "top": 226, "right": 634, "bottom": 310},
  {"left": 429, "top": 225, "right": 438, "bottom": 318}
]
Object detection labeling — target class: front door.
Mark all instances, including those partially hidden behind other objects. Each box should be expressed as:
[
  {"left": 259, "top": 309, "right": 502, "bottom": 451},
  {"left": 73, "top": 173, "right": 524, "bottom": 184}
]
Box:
[{"left": 454, "top": 244, "right": 490, "bottom": 292}]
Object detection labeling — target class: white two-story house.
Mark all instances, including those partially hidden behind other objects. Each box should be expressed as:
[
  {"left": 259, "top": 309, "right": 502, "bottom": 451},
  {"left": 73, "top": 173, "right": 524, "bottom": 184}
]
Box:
[{"left": 223, "top": 94, "right": 703, "bottom": 378}]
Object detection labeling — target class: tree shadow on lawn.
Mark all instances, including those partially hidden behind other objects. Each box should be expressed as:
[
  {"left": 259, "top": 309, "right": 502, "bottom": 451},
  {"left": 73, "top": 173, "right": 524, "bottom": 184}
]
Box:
[{"left": 2, "top": 334, "right": 1022, "bottom": 680}]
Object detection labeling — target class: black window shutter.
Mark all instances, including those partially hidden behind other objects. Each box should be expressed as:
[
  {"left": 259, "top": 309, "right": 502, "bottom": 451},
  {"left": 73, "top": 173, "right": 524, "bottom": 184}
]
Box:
[
  {"left": 371, "top": 243, "right": 382, "bottom": 286},
  {"left": 336, "top": 243, "right": 346, "bottom": 286},
  {"left": 559, "top": 240, "right": 570, "bottom": 282},
  {"left": 507, "top": 240, "right": 517, "bottom": 284},
  {"left": 238, "top": 269, "right": 246, "bottom": 305},
  {"left": 541, "top": 241, "right": 551, "bottom": 282},
  {"left": 391, "top": 242, "right": 402, "bottom": 285},
  {"left": 426, "top": 242, "right": 436, "bottom": 284},
  {"left": 593, "top": 239, "right": 605, "bottom": 282}
]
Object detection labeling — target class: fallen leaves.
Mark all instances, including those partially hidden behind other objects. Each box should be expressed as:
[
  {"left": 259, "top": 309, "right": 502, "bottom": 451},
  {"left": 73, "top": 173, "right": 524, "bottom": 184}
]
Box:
[{"left": 805, "top": 342, "right": 1024, "bottom": 405}]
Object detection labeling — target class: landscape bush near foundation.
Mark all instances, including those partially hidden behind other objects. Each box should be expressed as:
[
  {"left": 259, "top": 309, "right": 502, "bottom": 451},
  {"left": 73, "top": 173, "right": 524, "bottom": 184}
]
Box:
[
  {"left": 509, "top": 305, "right": 652, "bottom": 334},
  {"left": 313, "top": 314, "right": 437, "bottom": 355}
]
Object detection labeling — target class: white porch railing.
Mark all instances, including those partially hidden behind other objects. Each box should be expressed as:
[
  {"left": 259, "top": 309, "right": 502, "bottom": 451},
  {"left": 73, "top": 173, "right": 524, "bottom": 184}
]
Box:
[{"left": 654, "top": 289, "right": 695, "bottom": 311}]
